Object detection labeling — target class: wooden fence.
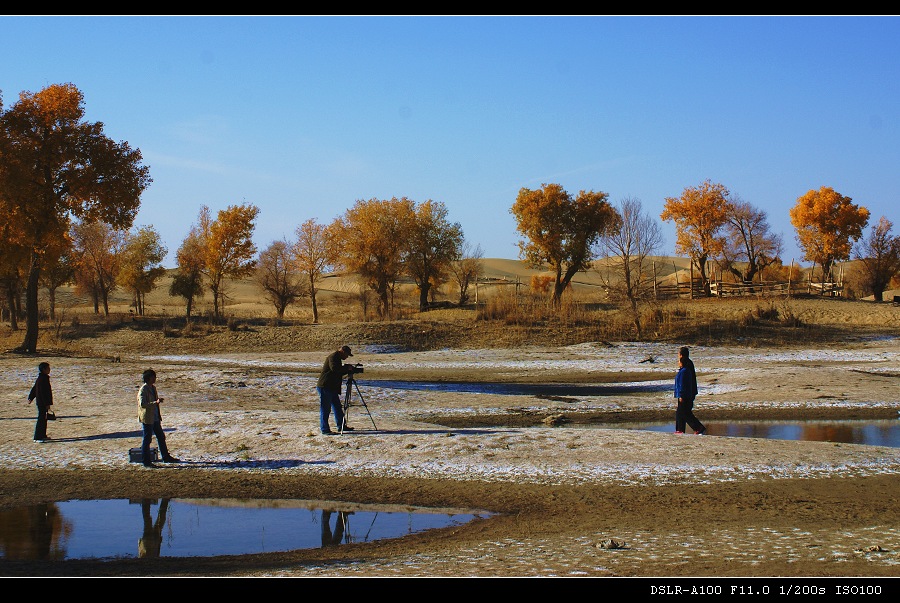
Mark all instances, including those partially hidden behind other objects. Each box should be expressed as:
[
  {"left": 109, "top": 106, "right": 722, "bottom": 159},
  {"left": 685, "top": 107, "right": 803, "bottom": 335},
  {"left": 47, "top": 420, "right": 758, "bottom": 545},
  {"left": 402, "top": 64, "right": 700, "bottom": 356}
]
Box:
[{"left": 656, "top": 279, "right": 842, "bottom": 300}]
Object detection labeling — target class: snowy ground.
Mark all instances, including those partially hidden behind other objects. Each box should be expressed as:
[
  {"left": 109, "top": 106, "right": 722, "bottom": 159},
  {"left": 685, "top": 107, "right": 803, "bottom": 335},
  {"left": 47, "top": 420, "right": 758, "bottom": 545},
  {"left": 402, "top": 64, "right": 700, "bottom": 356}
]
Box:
[{"left": 3, "top": 338, "right": 900, "bottom": 488}]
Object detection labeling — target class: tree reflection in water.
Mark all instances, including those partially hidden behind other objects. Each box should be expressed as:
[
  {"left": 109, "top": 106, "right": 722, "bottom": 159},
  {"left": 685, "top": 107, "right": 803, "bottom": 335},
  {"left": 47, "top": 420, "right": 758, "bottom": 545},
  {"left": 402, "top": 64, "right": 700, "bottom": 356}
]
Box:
[{"left": 0, "top": 502, "right": 71, "bottom": 560}]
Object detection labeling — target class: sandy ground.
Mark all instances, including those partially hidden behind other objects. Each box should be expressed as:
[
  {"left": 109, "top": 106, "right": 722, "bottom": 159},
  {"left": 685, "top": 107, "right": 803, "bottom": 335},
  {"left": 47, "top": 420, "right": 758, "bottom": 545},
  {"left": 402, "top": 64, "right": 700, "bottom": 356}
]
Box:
[{"left": 2, "top": 320, "right": 900, "bottom": 578}]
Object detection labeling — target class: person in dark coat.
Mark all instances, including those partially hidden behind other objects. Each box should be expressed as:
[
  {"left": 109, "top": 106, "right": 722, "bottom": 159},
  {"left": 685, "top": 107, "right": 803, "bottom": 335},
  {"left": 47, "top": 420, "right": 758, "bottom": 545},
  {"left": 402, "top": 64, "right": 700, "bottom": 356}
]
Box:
[
  {"left": 28, "top": 362, "right": 53, "bottom": 443},
  {"left": 674, "top": 346, "right": 707, "bottom": 435},
  {"left": 316, "top": 345, "right": 356, "bottom": 434}
]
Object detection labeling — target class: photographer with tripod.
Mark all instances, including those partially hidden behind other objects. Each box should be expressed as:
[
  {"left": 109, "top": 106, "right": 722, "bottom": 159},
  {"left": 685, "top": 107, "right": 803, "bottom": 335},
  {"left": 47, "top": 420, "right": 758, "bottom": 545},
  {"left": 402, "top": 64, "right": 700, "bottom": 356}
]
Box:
[{"left": 316, "top": 345, "right": 356, "bottom": 435}]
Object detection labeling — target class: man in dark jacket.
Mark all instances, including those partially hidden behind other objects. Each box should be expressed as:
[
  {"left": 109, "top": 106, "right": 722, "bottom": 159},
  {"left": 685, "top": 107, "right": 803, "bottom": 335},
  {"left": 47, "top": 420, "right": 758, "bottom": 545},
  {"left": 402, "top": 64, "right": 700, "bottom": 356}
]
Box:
[
  {"left": 316, "top": 345, "right": 356, "bottom": 434},
  {"left": 28, "top": 362, "right": 53, "bottom": 443}
]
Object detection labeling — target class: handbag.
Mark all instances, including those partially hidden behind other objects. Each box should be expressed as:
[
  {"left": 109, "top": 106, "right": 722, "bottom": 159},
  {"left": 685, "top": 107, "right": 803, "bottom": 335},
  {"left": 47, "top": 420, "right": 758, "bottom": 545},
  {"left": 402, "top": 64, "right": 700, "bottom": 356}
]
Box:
[{"left": 46, "top": 408, "right": 56, "bottom": 421}]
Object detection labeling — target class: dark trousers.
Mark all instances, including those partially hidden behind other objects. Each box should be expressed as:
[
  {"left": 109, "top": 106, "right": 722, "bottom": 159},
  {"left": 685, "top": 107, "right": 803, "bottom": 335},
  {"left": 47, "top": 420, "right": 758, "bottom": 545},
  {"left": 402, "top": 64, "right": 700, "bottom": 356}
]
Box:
[
  {"left": 34, "top": 404, "right": 49, "bottom": 440},
  {"left": 317, "top": 386, "right": 346, "bottom": 433},
  {"left": 676, "top": 398, "right": 705, "bottom": 433},
  {"left": 141, "top": 421, "right": 170, "bottom": 460}
]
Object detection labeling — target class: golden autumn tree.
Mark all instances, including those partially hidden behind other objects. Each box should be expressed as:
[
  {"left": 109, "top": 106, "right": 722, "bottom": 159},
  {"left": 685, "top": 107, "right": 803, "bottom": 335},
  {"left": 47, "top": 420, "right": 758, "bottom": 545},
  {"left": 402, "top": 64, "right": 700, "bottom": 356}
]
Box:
[
  {"left": 39, "top": 240, "right": 77, "bottom": 322},
  {"left": 292, "top": 218, "right": 334, "bottom": 323},
  {"left": 853, "top": 216, "right": 900, "bottom": 302},
  {"left": 329, "top": 197, "right": 415, "bottom": 318},
  {"left": 660, "top": 180, "right": 730, "bottom": 295},
  {"left": 119, "top": 225, "right": 168, "bottom": 316},
  {"left": 197, "top": 203, "right": 260, "bottom": 318},
  {"left": 169, "top": 226, "right": 205, "bottom": 321},
  {"left": 511, "top": 183, "right": 620, "bottom": 305},
  {"left": 71, "top": 220, "right": 127, "bottom": 316},
  {"left": 406, "top": 200, "right": 464, "bottom": 311},
  {"left": 0, "top": 203, "right": 31, "bottom": 328},
  {"left": 789, "top": 186, "right": 869, "bottom": 283},
  {"left": 0, "top": 83, "right": 150, "bottom": 352}
]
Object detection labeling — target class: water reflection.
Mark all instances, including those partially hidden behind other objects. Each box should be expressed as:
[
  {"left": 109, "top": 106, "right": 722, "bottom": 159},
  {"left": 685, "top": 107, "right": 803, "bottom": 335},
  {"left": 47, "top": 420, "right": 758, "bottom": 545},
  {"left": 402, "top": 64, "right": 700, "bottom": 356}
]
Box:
[
  {"left": 589, "top": 419, "right": 900, "bottom": 447},
  {"left": 0, "top": 498, "right": 488, "bottom": 561},
  {"left": 371, "top": 380, "right": 669, "bottom": 396},
  {"left": 0, "top": 502, "right": 72, "bottom": 561},
  {"left": 139, "top": 498, "right": 168, "bottom": 558},
  {"left": 321, "top": 509, "right": 349, "bottom": 547}
]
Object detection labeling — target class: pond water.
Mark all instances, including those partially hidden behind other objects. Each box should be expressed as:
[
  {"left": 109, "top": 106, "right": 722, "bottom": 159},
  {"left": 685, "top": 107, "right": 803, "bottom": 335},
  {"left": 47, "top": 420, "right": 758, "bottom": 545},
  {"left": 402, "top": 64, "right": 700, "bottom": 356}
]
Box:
[
  {"left": 585, "top": 419, "right": 900, "bottom": 447},
  {"left": 369, "top": 379, "right": 669, "bottom": 395},
  {"left": 0, "top": 498, "right": 490, "bottom": 561},
  {"left": 371, "top": 380, "right": 900, "bottom": 447}
]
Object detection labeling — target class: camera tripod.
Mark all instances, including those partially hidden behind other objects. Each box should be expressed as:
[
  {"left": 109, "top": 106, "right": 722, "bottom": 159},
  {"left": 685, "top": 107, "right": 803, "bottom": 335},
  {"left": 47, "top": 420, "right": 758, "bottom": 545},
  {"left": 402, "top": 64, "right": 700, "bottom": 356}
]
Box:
[{"left": 340, "top": 368, "right": 377, "bottom": 433}]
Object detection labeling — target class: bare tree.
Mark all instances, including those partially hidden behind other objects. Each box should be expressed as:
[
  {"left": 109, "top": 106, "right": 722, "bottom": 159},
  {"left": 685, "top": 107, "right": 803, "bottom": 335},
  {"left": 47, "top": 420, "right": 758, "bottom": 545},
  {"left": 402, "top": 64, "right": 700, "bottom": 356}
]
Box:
[
  {"left": 448, "top": 240, "right": 484, "bottom": 306},
  {"left": 719, "top": 197, "right": 783, "bottom": 283},
  {"left": 256, "top": 239, "right": 307, "bottom": 319},
  {"left": 597, "top": 196, "right": 661, "bottom": 338},
  {"left": 854, "top": 216, "right": 900, "bottom": 302}
]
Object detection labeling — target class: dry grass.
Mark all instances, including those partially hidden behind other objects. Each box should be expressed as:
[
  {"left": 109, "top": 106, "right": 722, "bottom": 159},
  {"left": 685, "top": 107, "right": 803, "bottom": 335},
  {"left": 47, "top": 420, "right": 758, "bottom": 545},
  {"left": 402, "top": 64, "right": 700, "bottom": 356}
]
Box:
[{"left": 3, "top": 257, "right": 900, "bottom": 355}]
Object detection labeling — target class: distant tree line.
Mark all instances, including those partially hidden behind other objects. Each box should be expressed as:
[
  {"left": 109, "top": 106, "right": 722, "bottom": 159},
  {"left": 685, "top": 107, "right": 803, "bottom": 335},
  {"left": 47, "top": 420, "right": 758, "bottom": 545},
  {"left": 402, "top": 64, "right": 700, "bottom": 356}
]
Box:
[{"left": 3, "top": 83, "right": 900, "bottom": 353}]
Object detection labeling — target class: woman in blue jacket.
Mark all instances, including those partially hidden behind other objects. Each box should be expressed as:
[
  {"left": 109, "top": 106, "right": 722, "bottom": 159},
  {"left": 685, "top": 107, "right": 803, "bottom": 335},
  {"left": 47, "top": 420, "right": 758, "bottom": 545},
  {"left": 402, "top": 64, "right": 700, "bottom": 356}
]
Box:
[{"left": 674, "top": 346, "right": 707, "bottom": 435}]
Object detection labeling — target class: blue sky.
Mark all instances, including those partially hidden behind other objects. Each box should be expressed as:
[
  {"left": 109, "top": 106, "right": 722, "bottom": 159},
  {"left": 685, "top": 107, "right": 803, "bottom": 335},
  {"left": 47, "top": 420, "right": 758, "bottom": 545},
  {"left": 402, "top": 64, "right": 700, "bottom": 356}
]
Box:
[{"left": 2, "top": 15, "right": 898, "bottom": 268}]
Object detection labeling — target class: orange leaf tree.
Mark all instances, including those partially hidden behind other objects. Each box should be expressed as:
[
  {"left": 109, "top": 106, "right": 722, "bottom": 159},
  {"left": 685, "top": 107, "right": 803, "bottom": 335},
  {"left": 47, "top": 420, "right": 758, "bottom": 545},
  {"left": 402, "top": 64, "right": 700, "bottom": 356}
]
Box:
[
  {"left": 170, "top": 226, "right": 206, "bottom": 321},
  {"left": 660, "top": 179, "right": 730, "bottom": 295},
  {"left": 406, "top": 200, "right": 464, "bottom": 311},
  {"left": 38, "top": 234, "right": 76, "bottom": 322},
  {"left": 70, "top": 219, "right": 127, "bottom": 316},
  {"left": 119, "top": 225, "right": 168, "bottom": 316},
  {"left": 511, "top": 183, "right": 620, "bottom": 305},
  {"left": 197, "top": 203, "right": 260, "bottom": 318},
  {"left": 329, "top": 197, "right": 415, "bottom": 318},
  {"left": 293, "top": 218, "right": 334, "bottom": 324},
  {"left": 0, "top": 194, "right": 33, "bottom": 328},
  {"left": 0, "top": 83, "right": 151, "bottom": 352},
  {"left": 789, "top": 186, "right": 869, "bottom": 282}
]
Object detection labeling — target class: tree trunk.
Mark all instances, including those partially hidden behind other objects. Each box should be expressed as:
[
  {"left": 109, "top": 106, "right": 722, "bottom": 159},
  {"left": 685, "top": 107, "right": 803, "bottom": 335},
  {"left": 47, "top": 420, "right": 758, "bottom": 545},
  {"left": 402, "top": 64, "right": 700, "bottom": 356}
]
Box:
[
  {"left": 419, "top": 281, "right": 430, "bottom": 311},
  {"left": 20, "top": 251, "right": 41, "bottom": 353},
  {"left": 48, "top": 286, "right": 57, "bottom": 321},
  {"left": 379, "top": 290, "right": 390, "bottom": 318},
  {"left": 311, "top": 292, "right": 319, "bottom": 323},
  {"left": 6, "top": 289, "right": 18, "bottom": 330}
]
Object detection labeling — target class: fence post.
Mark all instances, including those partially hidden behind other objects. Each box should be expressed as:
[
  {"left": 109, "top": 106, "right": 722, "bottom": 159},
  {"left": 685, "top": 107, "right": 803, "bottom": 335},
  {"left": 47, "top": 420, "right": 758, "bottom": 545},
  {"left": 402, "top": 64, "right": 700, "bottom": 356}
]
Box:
[{"left": 788, "top": 259, "right": 793, "bottom": 297}]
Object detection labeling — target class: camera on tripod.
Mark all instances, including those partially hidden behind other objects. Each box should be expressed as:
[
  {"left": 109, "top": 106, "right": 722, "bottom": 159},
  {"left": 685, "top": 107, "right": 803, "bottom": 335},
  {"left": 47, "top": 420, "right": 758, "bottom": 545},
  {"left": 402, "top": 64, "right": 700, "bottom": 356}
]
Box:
[{"left": 348, "top": 363, "right": 364, "bottom": 374}]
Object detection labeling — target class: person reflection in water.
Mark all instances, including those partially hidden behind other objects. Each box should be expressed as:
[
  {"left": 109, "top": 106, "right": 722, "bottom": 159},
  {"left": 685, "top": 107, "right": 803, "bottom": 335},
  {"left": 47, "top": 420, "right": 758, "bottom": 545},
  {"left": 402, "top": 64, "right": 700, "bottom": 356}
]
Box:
[
  {"left": 138, "top": 498, "right": 169, "bottom": 558},
  {"left": 320, "top": 509, "right": 350, "bottom": 547}
]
